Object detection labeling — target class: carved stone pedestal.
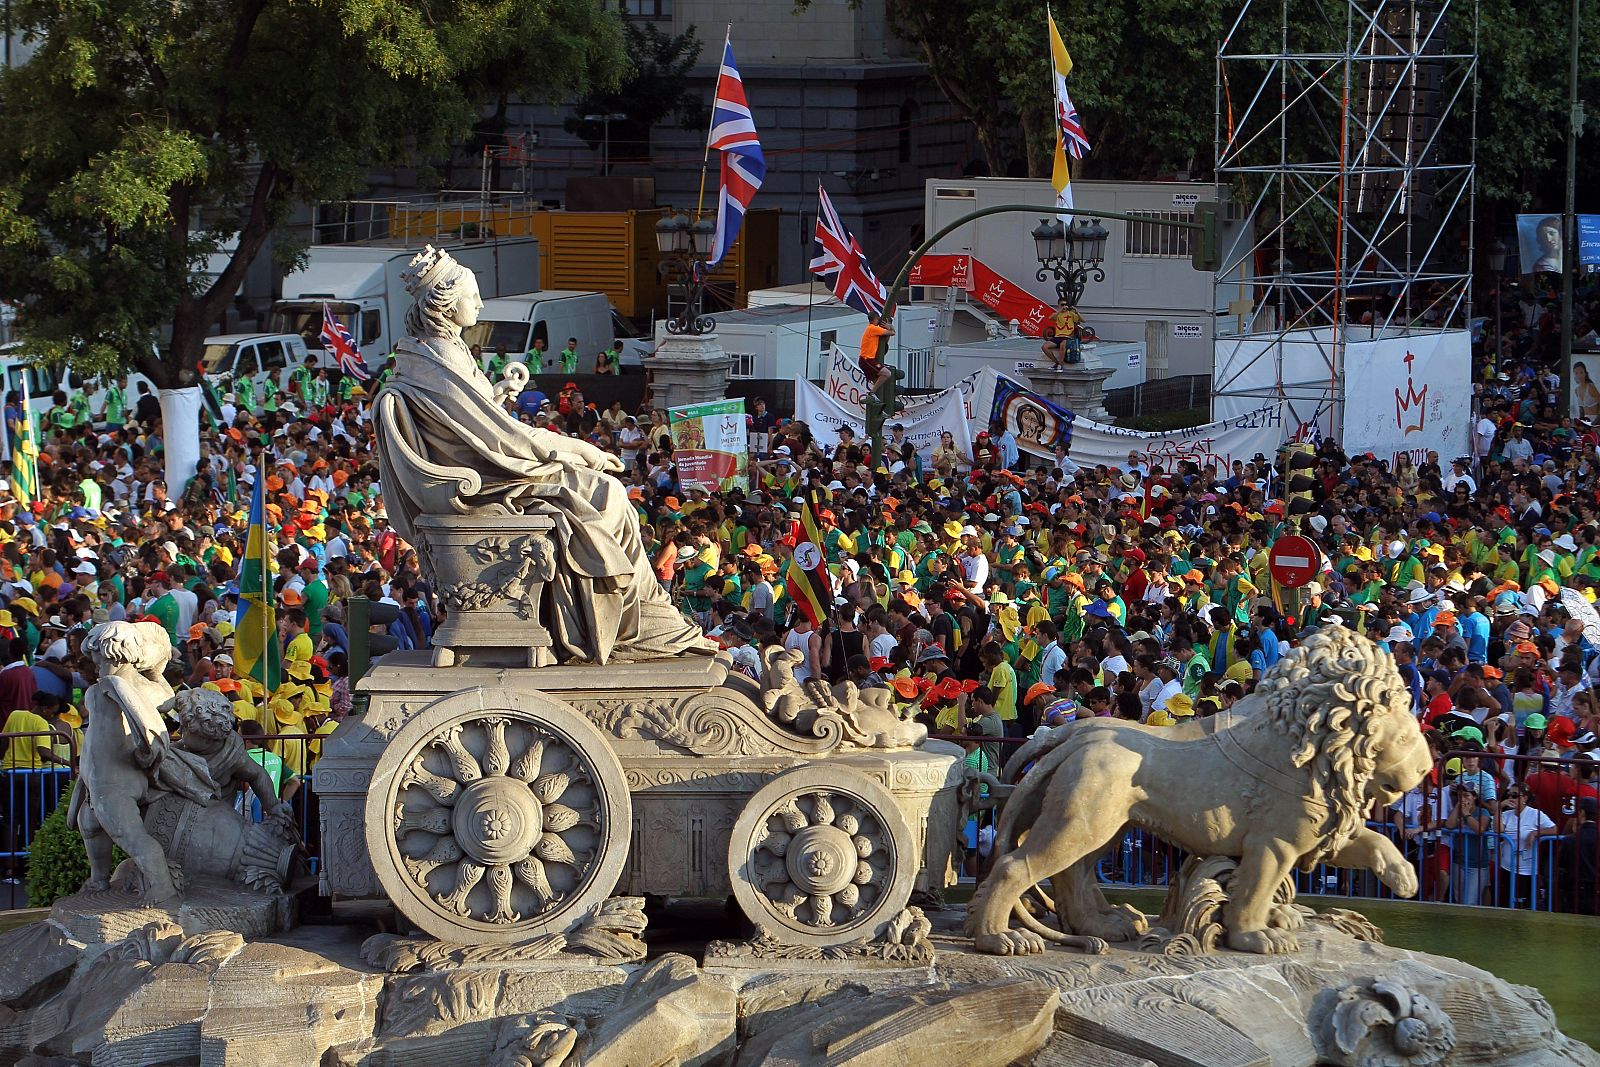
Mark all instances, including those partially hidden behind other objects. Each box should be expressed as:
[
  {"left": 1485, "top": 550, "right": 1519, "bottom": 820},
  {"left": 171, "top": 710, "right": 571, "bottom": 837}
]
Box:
[
  {"left": 1025, "top": 351, "right": 1118, "bottom": 422},
  {"left": 646, "top": 333, "right": 733, "bottom": 410},
  {"left": 411, "top": 513, "right": 558, "bottom": 668}
]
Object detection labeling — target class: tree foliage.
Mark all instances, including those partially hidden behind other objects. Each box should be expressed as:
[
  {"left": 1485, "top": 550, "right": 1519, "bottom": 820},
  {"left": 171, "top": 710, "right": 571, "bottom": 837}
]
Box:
[
  {"left": 565, "top": 22, "right": 707, "bottom": 164},
  {"left": 0, "top": 0, "right": 628, "bottom": 387}
]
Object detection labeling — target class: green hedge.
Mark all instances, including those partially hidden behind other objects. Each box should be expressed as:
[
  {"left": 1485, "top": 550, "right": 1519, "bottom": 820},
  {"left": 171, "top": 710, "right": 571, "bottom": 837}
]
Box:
[{"left": 25, "top": 782, "right": 125, "bottom": 908}]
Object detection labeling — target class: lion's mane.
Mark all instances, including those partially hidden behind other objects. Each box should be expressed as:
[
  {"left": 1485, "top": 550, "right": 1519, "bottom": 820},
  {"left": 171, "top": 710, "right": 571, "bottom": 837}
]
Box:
[{"left": 1253, "top": 626, "right": 1413, "bottom": 862}]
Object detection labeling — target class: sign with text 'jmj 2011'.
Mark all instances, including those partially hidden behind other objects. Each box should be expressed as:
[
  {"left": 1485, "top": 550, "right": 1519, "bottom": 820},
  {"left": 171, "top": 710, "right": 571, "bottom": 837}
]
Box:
[{"left": 667, "top": 398, "right": 748, "bottom": 494}]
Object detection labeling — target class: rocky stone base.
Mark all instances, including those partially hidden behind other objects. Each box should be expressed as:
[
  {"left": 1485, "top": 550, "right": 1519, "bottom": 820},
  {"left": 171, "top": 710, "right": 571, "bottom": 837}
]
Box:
[{"left": 0, "top": 903, "right": 1592, "bottom": 1067}]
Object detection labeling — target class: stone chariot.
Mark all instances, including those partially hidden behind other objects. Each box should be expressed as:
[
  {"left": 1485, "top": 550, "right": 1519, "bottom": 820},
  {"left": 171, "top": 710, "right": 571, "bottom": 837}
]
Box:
[{"left": 315, "top": 518, "right": 964, "bottom": 950}]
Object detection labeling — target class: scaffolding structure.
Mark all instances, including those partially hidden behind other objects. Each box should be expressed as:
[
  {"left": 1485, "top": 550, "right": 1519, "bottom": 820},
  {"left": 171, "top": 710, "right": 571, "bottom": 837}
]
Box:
[{"left": 1211, "top": 0, "right": 1477, "bottom": 437}]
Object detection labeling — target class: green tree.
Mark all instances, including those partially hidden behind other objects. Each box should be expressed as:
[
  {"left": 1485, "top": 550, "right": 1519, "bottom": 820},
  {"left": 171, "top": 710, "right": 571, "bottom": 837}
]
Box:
[
  {"left": 566, "top": 23, "right": 707, "bottom": 173},
  {"left": 0, "top": 0, "right": 626, "bottom": 488}
]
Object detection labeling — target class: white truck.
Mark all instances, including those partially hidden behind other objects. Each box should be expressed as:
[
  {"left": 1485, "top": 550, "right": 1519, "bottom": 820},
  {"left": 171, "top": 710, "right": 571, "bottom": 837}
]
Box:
[
  {"left": 464, "top": 290, "right": 654, "bottom": 373},
  {"left": 269, "top": 238, "right": 540, "bottom": 366}
]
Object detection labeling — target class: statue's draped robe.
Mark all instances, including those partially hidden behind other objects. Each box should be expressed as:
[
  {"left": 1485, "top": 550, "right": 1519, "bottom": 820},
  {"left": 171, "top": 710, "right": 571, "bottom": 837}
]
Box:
[{"left": 374, "top": 334, "right": 703, "bottom": 664}]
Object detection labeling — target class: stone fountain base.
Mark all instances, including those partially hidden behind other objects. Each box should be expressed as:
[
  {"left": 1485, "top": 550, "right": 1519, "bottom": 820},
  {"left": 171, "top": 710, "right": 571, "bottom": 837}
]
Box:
[{"left": 0, "top": 895, "right": 1592, "bottom": 1067}]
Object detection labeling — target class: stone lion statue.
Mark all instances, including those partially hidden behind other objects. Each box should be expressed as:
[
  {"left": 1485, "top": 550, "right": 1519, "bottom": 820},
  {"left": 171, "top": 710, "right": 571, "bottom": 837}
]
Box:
[{"left": 966, "top": 626, "right": 1432, "bottom": 956}]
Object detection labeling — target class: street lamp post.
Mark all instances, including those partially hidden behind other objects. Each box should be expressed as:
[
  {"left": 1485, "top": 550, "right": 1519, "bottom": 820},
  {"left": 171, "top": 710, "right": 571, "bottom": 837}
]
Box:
[
  {"left": 1031, "top": 216, "right": 1110, "bottom": 307},
  {"left": 583, "top": 112, "right": 627, "bottom": 176},
  {"left": 1489, "top": 238, "right": 1508, "bottom": 371},
  {"left": 655, "top": 212, "right": 718, "bottom": 336}
]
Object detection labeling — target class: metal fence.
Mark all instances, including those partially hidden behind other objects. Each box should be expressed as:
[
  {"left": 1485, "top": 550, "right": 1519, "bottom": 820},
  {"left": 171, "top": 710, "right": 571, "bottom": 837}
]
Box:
[{"left": 1102, "top": 374, "right": 1212, "bottom": 419}]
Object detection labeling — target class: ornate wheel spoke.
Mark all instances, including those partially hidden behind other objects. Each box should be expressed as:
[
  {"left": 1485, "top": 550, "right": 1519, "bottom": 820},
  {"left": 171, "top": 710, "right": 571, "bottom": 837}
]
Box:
[
  {"left": 400, "top": 759, "right": 461, "bottom": 806},
  {"left": 434, "top": 724, "right": 483, "bottom": 783},
  {"left": 481, "top": 717, "right": 511, "bottom": 777},
  {"left": 513, "top": 857, "right": 556, "bottom": 912},
  {"left": 437, "top": 860, "right": 485, "bottom": 915},
  {"left": 487, "top": 864, "right": 519, "bottom": 924},
  {"left": 396, "top": 804, "right": 452, "bottom": 837},
  {"left": 508, "top": 736, "right": 545, "bottom": 783},
  {"left": 542, "top": 803, "right": 580, "bottom": 832},
  {"left": 532, "top": 770, "right": 571, "bottom": 805}
]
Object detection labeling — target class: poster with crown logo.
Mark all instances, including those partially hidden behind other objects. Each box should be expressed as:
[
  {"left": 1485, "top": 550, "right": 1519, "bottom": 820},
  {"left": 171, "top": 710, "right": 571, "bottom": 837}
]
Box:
[{"left": 1341, "top": 330, "right": 1471, "bottom": 469}]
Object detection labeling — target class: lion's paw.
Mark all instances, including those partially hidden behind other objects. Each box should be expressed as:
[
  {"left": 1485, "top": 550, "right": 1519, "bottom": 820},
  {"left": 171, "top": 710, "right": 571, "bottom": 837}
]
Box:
[
  {"left": 973, "top": 929, "right": 1047, "bottom": 956},
  {"left": 1227, "top": 927, "right": 1299, "bottom": 955},
  {"left": 1073, "top": 935, "right": 1110, "bottom": 955},
  {"left": 1078, "top": 903, "right": 1148, "bottom": 943},
  {"left": 1378, "top": 859, "right": 1419, "bottom": 898}
]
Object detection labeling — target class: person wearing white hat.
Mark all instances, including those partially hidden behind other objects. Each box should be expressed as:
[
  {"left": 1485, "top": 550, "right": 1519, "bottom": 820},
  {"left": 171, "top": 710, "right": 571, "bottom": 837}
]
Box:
[{"left": 1385, "top": 622, "right": 1415, "bottom": 646}]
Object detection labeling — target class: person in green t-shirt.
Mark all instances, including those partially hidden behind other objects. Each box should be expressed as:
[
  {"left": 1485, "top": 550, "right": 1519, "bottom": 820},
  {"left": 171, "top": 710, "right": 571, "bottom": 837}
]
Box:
[
  {"left": 560, "top": 337, "right": 579, "bottom": 374},
  {"left": 102, "top": 377, "right": 128, "bottom": 427},
  {"left": 594, "top": 342, "right": 622, "bottom": 375},
  {"left": 234, "top": 374, "right": 256, "bottom": 414},
  {"left": 289, "top": 358, "right": 315, "bottom": 404}
]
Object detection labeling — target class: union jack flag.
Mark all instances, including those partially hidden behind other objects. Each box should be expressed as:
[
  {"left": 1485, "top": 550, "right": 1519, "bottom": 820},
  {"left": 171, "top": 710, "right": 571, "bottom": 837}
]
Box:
[
  {"left": 705, "top": 36, "right": 765, "bottom": 270},
  {"left": 1058, "top": 89, "right": 1091, "bottom": 159},
  {"left": 320, "top": 302, "right": 371, "bottom": 381},
  {"left": 810, "top": 184, "right": 888, "bottom": 317}
]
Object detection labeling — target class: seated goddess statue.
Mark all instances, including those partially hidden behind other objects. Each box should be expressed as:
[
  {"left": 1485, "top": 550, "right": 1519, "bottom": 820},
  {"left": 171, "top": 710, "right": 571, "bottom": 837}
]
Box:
[{"left": 374, "top": 245, "right": 707, "bottom": 665}]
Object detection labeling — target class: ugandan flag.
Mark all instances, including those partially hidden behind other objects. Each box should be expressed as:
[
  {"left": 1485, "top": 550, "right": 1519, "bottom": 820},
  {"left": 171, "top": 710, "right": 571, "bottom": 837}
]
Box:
[
  {"left": 233, "top": 473, "right": 282, "bottom": 692},
  {"left": 785, "top": 501, "right": 832, "bottom": 627}
]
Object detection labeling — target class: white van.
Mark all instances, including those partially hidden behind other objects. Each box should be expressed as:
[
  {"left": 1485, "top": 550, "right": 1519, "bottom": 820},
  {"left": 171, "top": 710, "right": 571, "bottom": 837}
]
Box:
[
  {"left": 464, "top": 291, "right": 622, "bottom": 372},
  {"left": 0, "top": 342, "right": 155, "bottom": 428},
  {"left": 200, "top": 333, "right": 317, "bottom": 395}
]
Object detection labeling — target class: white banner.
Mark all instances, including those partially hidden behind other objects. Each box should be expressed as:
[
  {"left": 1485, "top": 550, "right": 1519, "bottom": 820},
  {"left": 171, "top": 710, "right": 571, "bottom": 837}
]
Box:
[
  {"left": 1061, "top": 399, "right": 1286, "bottom": 474},
  {"left": 973, "top": 369, "right": 1286, "bottom": 475},
  {"left": 1341, "top": 330, "right": 1471, "bottom": 467},
  {"left": 795, "top": 378, "right": 972, "bottom": 465}
]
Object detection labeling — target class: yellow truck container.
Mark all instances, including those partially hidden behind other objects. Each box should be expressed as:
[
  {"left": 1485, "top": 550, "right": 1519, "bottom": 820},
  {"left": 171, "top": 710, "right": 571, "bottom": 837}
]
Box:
[{"left": 383, "top": 204, "right": 780, "bottom": 320}]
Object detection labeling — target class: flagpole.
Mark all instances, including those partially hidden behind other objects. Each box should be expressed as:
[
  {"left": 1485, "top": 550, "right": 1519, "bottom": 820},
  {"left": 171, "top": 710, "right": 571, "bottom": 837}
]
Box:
[
  {"left": 694, "top": 23, "right": 733, "bottom": 222},
  {"left": 259, "top": 442, "right": 272, "bottom": 726}
]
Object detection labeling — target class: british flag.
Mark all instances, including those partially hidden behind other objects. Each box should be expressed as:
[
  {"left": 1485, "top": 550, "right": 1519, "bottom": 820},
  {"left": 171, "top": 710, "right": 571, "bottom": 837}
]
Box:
[
  {"left": 810, "top": 184, "right": 888, "bottom": 317},
  {"left": 1057, "top": 89, "right": 1091, "bottom": 159},
  {"left": 705, "top": 36, "right": 765, "bottom": 270},
  {"left": 319, "top": 302, "right": 371, "bottom": 381}
]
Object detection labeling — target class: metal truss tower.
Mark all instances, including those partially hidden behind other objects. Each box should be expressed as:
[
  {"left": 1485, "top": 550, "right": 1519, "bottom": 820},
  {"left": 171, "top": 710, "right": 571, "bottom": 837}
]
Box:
[{"left": 1212, "top": 0, "right": 1477, "bottom": 437}]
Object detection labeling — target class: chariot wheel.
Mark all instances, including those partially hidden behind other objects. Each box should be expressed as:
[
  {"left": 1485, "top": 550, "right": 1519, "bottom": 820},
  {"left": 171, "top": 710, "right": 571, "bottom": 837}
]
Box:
[
  {"left": 365, "top": 688, "right": 630, "bottom": 944},
  {"left": 727, "top": 765, "right": 914, "bottom": 947}
]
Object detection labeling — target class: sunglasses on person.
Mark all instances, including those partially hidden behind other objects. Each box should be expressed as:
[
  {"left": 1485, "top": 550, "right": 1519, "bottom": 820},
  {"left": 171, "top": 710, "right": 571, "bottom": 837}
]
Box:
[{"left": 1505, "top": 790, "right": 1526, "bottom": 800}]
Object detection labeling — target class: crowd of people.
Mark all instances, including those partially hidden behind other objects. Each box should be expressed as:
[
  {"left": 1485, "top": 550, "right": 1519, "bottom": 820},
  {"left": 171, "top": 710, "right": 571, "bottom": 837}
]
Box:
[{"left": 0, "top": 279, "right": 1597, "bottom": 915}]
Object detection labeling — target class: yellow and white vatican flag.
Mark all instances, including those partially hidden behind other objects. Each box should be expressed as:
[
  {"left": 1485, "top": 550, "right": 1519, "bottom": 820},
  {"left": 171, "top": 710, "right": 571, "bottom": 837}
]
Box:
[{"left": 1048, "top": 10, "right": 1090, "bottom": 217}]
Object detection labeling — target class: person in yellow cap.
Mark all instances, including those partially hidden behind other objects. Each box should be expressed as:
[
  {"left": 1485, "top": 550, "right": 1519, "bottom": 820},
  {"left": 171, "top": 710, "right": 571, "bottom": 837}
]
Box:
[{"left": 1163, "top": 692, "right": 1196, "bottom": 719}]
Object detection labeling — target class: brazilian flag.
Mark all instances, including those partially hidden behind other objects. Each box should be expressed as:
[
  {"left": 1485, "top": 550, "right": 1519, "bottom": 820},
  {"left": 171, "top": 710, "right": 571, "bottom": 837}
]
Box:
[{"left": 233, "top": 474, "right": 281, "bottom": 691}]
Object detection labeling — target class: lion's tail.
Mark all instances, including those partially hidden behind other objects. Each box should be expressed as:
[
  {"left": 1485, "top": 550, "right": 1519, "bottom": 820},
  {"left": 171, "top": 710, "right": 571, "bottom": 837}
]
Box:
[
  {"left": 998, "top": 724, "right": 1076, "bottom": 785},
  {"left": 990, "top": 725, "right": 1099, "bottom": 862}
]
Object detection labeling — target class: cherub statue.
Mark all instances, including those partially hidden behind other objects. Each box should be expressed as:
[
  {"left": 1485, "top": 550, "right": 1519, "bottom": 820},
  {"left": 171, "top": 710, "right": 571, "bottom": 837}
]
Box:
[
  {"left": 70, "top": 621, "right": 218, "bottom": 902},
  {"left": 173, "top": 688, "right": 292, "bottom": 832}
]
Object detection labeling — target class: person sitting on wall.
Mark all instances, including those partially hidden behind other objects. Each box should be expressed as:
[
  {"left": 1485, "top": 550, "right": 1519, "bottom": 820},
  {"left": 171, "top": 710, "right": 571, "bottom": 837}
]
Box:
[{"left": 1041, "top": 299, "right": 1084, "bottom": 367}]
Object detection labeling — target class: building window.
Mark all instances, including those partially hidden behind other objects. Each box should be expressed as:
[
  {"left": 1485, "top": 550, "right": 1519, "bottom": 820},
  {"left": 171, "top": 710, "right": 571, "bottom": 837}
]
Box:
[
  {"left": 1126, "top": 211, "right": 1194, "bottom": 257},
  {"left": 616, "top": 0, "right": 671, "bottom": 17},
  {"left": 728, "top": 351, "right": 756, "bottom": 378},
  {"left": 898, "top": 101, "right": 917, "bottom": 164}
]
